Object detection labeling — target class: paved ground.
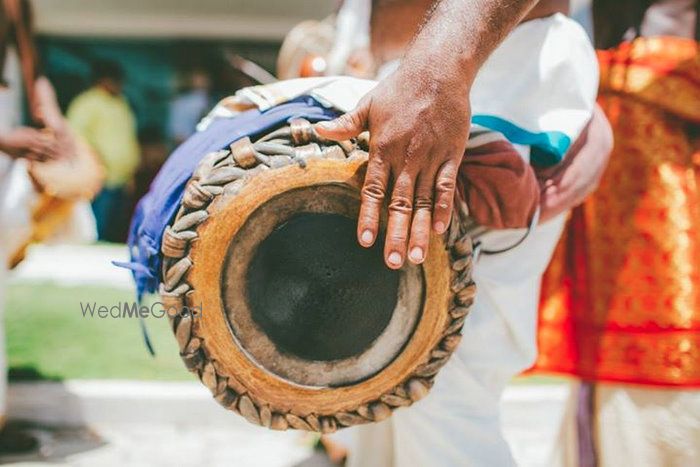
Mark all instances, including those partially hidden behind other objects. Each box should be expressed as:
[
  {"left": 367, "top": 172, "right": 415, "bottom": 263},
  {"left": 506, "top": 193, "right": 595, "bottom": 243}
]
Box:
[
  {"left": 5, "top": 245, "right": 570, "bottom": 466},
  {"left": 3, "top": 380, "right": 568, "bottom": 467},
  {"left": 10, "top": 244, "right": 133, "bottom": 289}
]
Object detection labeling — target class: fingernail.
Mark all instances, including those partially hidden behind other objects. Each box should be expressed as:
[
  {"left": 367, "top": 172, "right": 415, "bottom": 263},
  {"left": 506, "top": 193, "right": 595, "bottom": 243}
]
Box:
[
  {"left": 409, "top": 247, "right": 424, "bottom": 263},
  {"left": 387, "top": 252, "right": 402, "bottom": 267},
  {"left": 360, "top": 230, "right": 374, "bottom": 245},
  {"left": 434, "top": 221, "right": 446, "bottom": 233}
]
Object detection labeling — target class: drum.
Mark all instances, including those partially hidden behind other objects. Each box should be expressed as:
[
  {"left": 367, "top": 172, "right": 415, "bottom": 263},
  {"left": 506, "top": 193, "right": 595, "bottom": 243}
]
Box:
[
  {"left": 159, "top": 119, "right": 476, "bottom": 432},
  {"left": 277, "top": 19, "right": 336, "bottom": 79},
  {"left": 3, "top": 0, "right": 103, "bottom": 267},
  {"left": 277, "top": 18, "right": 375, "bottom": 80},
  {"left": 27, "top": 130, "right": 104, "bottom": 200},
  {"left": 8, "top": 194, "right": 74, "bottom": 268},
  {"left": 9, "top": 125, "right": 104, "bottom": 269}
]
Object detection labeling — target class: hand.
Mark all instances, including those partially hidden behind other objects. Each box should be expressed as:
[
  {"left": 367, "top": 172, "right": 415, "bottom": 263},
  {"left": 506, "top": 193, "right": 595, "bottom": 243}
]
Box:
[
  {"left": 316, "top": 66, "right": 471, "bottom": 269},
  {"left": 32, "top": 76, "right": 76, "bottom": 161},
  {"left": 538, "top": 105, "right": 613, "bottom": 222},
  {"left": 0, "top": 126, "right": 59, "bottom": 162}
]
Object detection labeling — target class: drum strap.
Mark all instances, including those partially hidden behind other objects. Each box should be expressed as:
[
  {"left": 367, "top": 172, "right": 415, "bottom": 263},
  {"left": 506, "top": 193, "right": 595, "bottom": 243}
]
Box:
[{"left": 3, "top": 0, "right": 40, "bottom": 123}]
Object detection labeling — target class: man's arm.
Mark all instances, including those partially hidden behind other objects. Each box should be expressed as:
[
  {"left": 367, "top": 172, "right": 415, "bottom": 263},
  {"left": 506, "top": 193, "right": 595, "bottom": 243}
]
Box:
[
  {"left": 316, "top": 0, "right": 539, "bottom": 269},
  {"left": 0, "top": 77, "right": 77, "bottom": 162},
  {"left": 0, "top": 126, "right": 58, "bottom": 161}
]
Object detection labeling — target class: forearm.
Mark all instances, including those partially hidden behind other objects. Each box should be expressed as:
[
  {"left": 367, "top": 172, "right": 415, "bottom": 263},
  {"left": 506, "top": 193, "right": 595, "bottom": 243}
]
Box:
[
  {"left": 403, "top": 0, "right": 539, "bottom": 84},
  {"left": 0, "top": 133, "right": 10, "bottom": 155}
]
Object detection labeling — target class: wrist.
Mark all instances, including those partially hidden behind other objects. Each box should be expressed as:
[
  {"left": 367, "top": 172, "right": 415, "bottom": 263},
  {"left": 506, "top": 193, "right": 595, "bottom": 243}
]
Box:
[
  {"left": 399, "top": 52, "right": 475, "bottom": 95},
  {"left": 401, "top": 33, "right": 479, "bottom": 90},
  {"left": 0, "top": 134, "right": 8, "bottom": 154}
]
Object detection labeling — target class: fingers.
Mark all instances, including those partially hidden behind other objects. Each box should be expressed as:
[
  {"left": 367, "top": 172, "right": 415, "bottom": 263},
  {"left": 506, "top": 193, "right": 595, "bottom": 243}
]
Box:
[
  {"left": 384, "top": 170, "right": 415, "bottom": 270},
  {"left": 407, "top": 170, "right": 436, "bottom": 264},
  {"left": 357, "top": 155, "right": 390, "bottom": 248},
  {"left": 30, "top": 133, "right": 59, "bottom": 161},
  {"left": 24, "top": 152, "right": 49, "bottom": 162},
  {"left": 432, "top": 158, "right": 459, "bottom": 234},
  {"left": 360, "top": 154, "right": 457, "bottom": 269},
  {"left": 315, "top": 98, "right": 370, "bottom": 141}
]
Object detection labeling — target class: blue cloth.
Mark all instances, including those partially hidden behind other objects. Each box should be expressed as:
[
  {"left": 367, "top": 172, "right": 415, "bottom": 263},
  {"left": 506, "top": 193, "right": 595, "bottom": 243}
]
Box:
[
  {"left": 471, "top": 115, "right": 571, "bottom": 167},
  {"left": 120, "top": 96, "right": 338, "bottom": 298}
]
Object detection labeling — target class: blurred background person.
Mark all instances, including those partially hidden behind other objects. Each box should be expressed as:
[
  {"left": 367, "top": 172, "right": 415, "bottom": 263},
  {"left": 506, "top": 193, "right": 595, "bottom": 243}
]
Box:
[
  {"left": 534, "top": 1, "right": 700, "bottom": 466},
  {"left": 0, "top": 3, "right": 45, "bottom": 454},
  {"left": 128, "top": 125, "right": 168, "bottom": 223},
  {"left": 0, "top": 0, "right": 100, "bottom": 454},
  {"left": 167, "top": 69, "right": 211, "bottom": 147},
  {"left": 67, "top": 59, "right": 139, "bottom": 242}
]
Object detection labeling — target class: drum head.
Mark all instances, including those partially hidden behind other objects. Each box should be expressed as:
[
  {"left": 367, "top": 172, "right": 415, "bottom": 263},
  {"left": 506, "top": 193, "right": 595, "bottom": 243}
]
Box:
[
  {"left": 160, "top": 119, "right": 476, "bottom": 432},
  {"left": 245, "top": 212, "right": 401, "bottom": 364}
]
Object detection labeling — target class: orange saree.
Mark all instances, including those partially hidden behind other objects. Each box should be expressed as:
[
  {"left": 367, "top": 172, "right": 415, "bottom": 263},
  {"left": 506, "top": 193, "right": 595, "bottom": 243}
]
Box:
[{"left": 533, "top": 37, "right": 700, "bottom": 387}]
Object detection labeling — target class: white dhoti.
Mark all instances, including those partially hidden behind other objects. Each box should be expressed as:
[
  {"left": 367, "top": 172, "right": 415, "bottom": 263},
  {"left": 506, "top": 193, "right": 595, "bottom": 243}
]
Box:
[
  {"left": 344, "top": 215, "right": 567, "bottom": 467},
  {"left": 0, "top": 48, "right": 23, "bottom": 426},
  {"left": 0, "top": 49, "right": 97, "bottom": 426},
  {"left": 333, "top": 13, "right": 598, "bottom": 467},
  {"left": 552, "top": 383, "right": 700, "bottom": 467},
  {"left": 0, "top": 255, "right": 6, "bottom": 426}
]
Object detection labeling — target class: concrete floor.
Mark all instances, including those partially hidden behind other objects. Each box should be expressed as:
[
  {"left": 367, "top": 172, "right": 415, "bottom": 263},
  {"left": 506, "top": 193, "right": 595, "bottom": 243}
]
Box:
[{"left": 3, "top": 381, "right": 569, "bottom": 467}]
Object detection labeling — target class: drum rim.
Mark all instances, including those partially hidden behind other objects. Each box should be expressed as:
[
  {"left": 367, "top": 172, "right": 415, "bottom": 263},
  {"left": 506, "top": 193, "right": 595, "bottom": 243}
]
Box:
[
  {"left": 160, "top": 123, "right": 476, "bottom": 432},
  {"left": 190, "top": 156, "right": 453, "bottom": 413}
]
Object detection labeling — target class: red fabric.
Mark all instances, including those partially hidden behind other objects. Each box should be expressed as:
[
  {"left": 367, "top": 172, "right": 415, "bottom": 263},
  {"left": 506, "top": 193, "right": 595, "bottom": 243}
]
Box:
[
  {"left": 531, "top": 38, "right": 700, "bottom": 387},
  {"left": 458, "top": 140, "right": 539, "bottom": 229}
]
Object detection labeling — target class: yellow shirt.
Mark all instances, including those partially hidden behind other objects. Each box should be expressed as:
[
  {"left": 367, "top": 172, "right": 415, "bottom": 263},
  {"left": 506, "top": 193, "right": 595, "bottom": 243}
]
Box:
[{"left": 67, "top": 87, "right": 140, "bottom": 188}]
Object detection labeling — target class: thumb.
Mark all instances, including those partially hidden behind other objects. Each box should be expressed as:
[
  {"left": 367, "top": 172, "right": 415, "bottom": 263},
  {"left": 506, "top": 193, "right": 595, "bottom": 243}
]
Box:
[{"left": 315, "top": 100, "right": 369, "bottom": 141}]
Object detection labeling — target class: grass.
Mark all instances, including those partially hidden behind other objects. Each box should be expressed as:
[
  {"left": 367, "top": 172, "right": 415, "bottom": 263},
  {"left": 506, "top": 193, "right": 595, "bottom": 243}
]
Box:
[
  {"left": 6, "top": 280, "right": 568, "bottom": 385},
  {"left": 6, "top": 281, "right": 194, "bottom": 381}
]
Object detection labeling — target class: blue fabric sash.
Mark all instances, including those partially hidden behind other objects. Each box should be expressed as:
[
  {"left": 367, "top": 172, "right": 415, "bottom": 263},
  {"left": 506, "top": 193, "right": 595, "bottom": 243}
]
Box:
[{"left": 118, "top": 97, "right": 337, "bottom": 298}]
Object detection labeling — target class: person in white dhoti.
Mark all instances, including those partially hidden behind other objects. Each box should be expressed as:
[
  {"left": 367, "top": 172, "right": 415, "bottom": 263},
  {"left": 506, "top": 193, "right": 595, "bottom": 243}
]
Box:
[
  {"left": 307, "top": 1, "right": 603, "bottom": 465},
  {"left": 0, "top": 39, "right": 45, "bottom": 456},
  {"left": 168, "top": 0, "right": 605, "bottom": 462},
  {"left": 216, "top": 8, "right": 600, "bottom": 463},
  {"left": 0, "top": 0, "right": 96, "bottom": 453}
]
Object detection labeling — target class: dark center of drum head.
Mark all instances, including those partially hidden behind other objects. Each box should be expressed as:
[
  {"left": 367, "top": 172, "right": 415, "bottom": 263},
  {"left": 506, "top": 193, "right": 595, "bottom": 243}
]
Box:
[{"left": 246, "top": 213, "right": 399, "bottom": 362}]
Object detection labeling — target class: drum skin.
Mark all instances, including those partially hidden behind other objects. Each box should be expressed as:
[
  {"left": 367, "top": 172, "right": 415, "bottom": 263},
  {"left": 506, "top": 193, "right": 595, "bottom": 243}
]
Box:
[{"left": 159, "top": 119, "right": 476, "bottom": 432}]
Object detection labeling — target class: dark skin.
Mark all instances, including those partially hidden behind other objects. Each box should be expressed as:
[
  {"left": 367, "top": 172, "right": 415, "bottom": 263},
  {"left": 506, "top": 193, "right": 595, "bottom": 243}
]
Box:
[{"left": 316, "top": 0, "right": 568, "bottom": 269}]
